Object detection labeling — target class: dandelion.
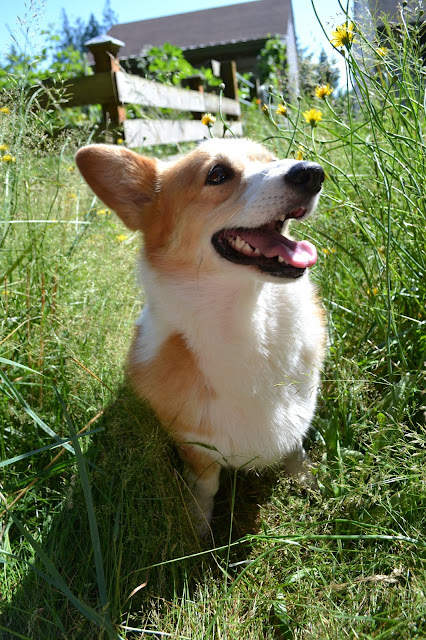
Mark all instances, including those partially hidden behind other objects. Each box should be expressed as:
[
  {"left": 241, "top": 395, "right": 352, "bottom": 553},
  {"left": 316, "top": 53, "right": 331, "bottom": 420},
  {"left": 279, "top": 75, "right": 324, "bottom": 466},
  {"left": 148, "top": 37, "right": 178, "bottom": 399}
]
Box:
[
  {"left": 276, "top": 103, "right": 287, "bottom": 116},
  {"left": 116, "top": 234, "right": 128, "bottom": 243},
  {"left": 330, "top": 22, "right": 355, "bottom": 49},
  {"left": 303, "top": 108, "right": 322, "bottom": 126},
  {"left": 322, "top": 247, "right": 336, "bottom": 256},
  {"left": 0, "top": 144, "right": 9, "bottom": 152},
  {"left": 97, "top": 208, "right": 110, "bottom": 216},
  {"left": 0, "top": 107, "right": 10, "bottom": 115},
  {"left": 296, "top": 147, "right": 304, "bottom": 161},
  {"left": 67, "top": 165, "right": 75, "bottom": 172},
  {"left": 315, "top": 84, "right": 333, "bottom": 100},
  {"left": 376, "top": 46, "right": 388, "bottom": 58},
  {"left": 116, "top": 138, "right": 124, "bottom": 145},
  {"left": 2, "top": 154, "right": 16, "bottom": 163},
  {"left": 201, "top": 113, "right": 216, "bottom": 127}
]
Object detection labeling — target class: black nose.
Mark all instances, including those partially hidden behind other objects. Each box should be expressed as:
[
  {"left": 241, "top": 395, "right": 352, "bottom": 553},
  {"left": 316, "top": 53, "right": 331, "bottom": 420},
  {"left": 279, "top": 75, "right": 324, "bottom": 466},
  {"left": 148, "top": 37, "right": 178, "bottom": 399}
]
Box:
[{"left": 284, "top": 162, "right": 324, "bottom": 194}]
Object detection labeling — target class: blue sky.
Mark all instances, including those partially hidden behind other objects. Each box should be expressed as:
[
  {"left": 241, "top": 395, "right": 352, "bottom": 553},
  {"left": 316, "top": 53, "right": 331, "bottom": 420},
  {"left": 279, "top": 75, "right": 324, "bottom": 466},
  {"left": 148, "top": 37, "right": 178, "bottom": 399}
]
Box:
[{"left": 1, "top": 0, "right": 349, "bottom": 83}]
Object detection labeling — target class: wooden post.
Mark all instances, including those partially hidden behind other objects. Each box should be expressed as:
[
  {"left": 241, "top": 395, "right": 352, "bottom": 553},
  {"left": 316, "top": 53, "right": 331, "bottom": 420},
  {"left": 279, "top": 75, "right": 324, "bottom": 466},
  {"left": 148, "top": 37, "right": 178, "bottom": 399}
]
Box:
[
  {"left": 182, "top": 74, "right": 204, "bottom": 120},
  {"left": 220, "top": 60, "right": 239, "bottom": 119},
  {"left": 85, "top": 34, "right": 126, "bottom": 130}
]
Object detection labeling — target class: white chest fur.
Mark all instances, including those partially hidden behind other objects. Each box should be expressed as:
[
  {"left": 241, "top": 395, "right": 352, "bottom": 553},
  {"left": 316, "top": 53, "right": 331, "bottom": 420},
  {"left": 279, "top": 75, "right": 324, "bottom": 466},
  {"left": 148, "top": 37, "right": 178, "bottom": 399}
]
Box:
[{"left": 133, "top": 256, "right": 324, "bottom": 470}]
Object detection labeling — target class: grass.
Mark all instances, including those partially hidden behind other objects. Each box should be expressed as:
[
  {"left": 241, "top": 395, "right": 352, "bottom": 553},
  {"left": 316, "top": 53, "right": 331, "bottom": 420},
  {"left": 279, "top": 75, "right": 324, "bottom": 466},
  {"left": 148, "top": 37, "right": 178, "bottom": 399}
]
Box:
[{"left": 0, "top": 5, "right": 425, "bottom": 639}]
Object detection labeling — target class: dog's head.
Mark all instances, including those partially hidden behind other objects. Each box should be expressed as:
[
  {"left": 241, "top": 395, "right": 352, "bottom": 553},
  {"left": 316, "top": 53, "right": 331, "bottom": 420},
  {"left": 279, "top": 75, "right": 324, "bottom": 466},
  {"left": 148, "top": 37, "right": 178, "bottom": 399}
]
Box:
[{"left": 76, "top": 138, "right": 324, "bottom": 281}]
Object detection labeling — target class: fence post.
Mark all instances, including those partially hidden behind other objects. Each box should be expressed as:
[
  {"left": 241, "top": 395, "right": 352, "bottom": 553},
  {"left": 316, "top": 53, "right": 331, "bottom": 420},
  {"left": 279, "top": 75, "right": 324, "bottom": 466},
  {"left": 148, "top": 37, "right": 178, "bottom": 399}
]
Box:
[
  {"left": 85, "top": 34, "right": 126, "bottom": 131},
  {"left": 220, "top": 60, "right": 239, "bottom": 119}
]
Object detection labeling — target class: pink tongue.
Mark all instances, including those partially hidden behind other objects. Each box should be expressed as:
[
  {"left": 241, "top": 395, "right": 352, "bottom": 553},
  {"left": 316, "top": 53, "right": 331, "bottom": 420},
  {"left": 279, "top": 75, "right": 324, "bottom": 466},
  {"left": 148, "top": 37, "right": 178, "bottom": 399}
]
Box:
[{"left": 235, "top": 229, "right": 317, "bottom": 268}]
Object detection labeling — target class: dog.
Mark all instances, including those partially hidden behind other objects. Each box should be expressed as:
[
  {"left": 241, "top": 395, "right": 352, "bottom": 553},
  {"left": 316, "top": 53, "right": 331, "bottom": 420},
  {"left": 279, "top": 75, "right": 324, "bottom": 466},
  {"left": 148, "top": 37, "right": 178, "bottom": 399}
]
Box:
[{"left": 76, "top": 138, "right": 326, "bottom": 535}]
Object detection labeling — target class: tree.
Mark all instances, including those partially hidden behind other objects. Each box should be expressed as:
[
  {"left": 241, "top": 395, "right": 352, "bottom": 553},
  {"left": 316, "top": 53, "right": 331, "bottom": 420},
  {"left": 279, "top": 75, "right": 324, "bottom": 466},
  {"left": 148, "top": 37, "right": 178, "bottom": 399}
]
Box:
[
  {"left": 298, "top": 46, "right": 340, "bottom": 96},
  {"left": 57, "top": 1, "right": 118, "bottom": 54}
]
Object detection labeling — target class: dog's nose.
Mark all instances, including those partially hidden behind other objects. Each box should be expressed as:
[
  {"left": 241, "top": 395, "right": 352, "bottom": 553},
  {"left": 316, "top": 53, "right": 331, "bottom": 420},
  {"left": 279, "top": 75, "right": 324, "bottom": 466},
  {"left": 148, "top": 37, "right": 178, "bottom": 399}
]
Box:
[{"left": 284, "top": 162, "right": 325, "bottom": 194}]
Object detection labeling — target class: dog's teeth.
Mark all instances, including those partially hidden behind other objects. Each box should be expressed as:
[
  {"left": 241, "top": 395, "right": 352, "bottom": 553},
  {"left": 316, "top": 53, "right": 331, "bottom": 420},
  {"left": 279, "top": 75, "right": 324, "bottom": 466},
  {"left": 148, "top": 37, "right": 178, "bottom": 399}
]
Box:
[
  {"left": 253, "top": 248, "right": 261, "bottom": 256},
  {"left": 278, "top": 256, "right": 285, "bottom": 263},
  {"left": 235, "top": 235, "right": 244, "bottom": 249},
  {"left": 242, "top": 242, "right": 254, "bottom": 254}
]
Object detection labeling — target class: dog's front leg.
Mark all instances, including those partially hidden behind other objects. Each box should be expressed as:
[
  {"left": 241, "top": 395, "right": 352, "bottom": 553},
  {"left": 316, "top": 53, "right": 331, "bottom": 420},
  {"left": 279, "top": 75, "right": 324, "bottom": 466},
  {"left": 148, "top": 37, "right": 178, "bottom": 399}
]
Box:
[
  {"left": 179, "top": 443, "right": 221, "bottom": 536},
  {"left": 284, "top": 443, "right": 318, "bottom": 489}
]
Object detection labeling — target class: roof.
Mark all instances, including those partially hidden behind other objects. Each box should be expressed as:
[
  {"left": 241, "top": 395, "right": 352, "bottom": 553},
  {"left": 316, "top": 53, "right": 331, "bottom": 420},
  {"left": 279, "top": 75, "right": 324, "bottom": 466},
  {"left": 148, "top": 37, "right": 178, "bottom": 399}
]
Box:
[{"left": 107, "top": 0, "right": 292, "bottom": 58}]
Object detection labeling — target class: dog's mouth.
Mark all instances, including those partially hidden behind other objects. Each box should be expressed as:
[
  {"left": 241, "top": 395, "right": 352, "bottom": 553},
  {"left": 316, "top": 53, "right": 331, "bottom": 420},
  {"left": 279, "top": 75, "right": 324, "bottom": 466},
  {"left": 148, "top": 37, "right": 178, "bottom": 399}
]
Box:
[{"left": 211, "top": 207, "right": 317, "bottom": 279}]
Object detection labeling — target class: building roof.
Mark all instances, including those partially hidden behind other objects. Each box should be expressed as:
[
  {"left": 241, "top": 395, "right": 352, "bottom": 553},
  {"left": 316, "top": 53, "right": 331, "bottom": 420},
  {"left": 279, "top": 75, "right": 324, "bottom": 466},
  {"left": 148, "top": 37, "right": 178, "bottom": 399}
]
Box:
[{"left": 108, "top": 0, "right": 292, "bottom": 58}]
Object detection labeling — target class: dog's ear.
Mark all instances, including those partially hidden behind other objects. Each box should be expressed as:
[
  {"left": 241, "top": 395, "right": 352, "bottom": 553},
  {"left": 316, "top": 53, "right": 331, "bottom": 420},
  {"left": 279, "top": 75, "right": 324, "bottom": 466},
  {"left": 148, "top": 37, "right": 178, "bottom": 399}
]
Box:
[{"left": 75, "top": 144, "right": 158, "bottom": 231}]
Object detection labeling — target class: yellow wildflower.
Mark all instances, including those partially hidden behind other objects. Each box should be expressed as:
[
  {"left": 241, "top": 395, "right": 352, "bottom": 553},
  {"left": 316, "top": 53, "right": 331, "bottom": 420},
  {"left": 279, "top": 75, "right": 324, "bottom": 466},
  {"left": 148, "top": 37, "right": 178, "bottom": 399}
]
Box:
[
  {"left": 330, "top": 22, "right": 355, "bottom": 49},
  {"left": 97, "top": 208, "right": 110, "bottom": 216},
  {"left": 116, "top": 234, "right": 128, "bottom": 243},
  {"left": 2, "top": 154, "right": 16, "bottom": 163},
  {"left": 315, "top": 83, "right": 333, "bottom": 100},
  {"left": 367, "top": 287, "right": 379, "bottom": 296},
  {"left": 116, "top": 138, "right": 124, "bottom": 145},
  {"left": 262, "top": 104, "right": 269, "bottom": 114},
  {"left": 376, "top": 46, "right": 388, "bottom": 58},
  {"left": 275, "top": 103, "right": 287, "bottom": 116},
  {"left": 0, "top": 107, "right": 10, "bottom": 115},
  {"left": 303, "top": 108, "right": 322, "bottom": 126},
  {"left": 67, "top": 165, "right": 75, "bottom": 172},
  {"left": 296, "top": 147, "right": 304, "bottom": 161},
  {"left": 68, "top": 192, "right": 77, "bottom": 199},
  {"left": 0, "top": 144, "right": 9, "bottom": 152},
  {"left": 201, "top": 113, "right": 216, "bottom": 127}
]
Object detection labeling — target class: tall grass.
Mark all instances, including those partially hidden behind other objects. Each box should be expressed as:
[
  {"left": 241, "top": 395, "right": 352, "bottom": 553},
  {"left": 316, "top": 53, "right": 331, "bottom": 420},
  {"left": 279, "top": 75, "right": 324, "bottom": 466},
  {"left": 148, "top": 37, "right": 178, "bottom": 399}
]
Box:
[{"left": 0, "top": 4, "right": 425, "bottom": 639}]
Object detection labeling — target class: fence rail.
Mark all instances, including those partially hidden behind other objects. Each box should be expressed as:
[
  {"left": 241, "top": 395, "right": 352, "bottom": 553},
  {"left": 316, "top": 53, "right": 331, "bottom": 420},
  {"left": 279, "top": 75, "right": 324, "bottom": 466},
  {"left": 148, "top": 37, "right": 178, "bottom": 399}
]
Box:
[{"left": 37, "top": 36, "right": 243, "bottom": 148}]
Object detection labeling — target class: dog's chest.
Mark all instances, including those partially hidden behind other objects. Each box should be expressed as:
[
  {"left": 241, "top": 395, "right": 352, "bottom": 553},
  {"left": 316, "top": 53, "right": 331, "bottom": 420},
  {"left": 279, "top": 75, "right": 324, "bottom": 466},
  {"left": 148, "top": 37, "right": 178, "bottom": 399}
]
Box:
[{"left": 135, "top": 274, "right": 323, "bottom": 467}]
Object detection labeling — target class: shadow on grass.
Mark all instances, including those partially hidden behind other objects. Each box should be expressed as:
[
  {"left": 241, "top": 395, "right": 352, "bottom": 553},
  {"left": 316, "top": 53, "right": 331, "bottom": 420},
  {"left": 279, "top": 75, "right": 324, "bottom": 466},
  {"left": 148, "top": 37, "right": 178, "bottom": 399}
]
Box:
[{"left": 0, "top": 384, "right": 281, "bottom": 639}]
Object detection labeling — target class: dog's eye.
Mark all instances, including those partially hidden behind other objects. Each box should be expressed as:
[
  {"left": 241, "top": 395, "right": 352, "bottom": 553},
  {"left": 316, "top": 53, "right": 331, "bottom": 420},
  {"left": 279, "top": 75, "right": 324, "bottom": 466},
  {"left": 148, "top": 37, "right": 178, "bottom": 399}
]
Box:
[{"left": 206, "top": 164, "right": 233, "bottom": 185}]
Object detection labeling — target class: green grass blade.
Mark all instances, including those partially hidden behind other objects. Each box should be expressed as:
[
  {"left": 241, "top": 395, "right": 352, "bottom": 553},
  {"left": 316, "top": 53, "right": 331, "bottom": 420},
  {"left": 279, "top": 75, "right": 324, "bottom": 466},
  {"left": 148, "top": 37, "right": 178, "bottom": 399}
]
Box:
[{"left": 53, "top": 386, "right": 113, "bottom": 636}]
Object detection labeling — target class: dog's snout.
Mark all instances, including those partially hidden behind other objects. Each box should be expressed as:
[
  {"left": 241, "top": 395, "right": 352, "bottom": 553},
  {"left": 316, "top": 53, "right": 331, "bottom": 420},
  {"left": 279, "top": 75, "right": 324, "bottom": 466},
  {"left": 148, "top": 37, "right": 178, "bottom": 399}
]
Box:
[{"left": 284, "top": 162, "right": 325, "bottom": 194}]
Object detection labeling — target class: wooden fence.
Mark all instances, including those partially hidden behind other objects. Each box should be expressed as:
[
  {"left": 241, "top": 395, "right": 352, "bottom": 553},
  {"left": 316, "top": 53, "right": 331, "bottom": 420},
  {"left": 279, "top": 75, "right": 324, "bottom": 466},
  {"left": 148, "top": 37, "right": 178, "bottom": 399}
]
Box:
[{"left": 38, "top": 35, "right": 243, "bottom": 147}]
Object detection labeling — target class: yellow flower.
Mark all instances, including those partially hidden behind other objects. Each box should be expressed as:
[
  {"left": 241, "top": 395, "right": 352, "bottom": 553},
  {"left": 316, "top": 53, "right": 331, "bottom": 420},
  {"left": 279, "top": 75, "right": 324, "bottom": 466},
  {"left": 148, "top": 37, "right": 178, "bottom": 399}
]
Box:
[
  {"left": 67, "top": 165, "right": 75, "bottom": 172},
  {"left": 367, "top": 287, "right": 379, "bottom": 296},
  {"left": 2, "top": 154, "right": 16, "bottom": 163},
  {"left": 262, "top": 104, "right": 269, "bottom": 114},
  {"left": 116, "top": 234, "right": 128, "bottom": 243},
  {"left": 276, "top": 103, "right": 287, "bottom": 116},
  {"left": 303, "top": 108, "right": 322, "bottom": 126},
  {"left": 97, "top": 208, "right": 110, "bottom": 215},
  {"left": 0, "top": 107, "right": 10, "bottom": 115},
  {"left": 322, "top": 247, "right": 336, "bottom": 256},
  {"left": 296, "top": 147, "right": 304, "bottom": 160},
  {"left": 315, "top": 84, "right": 333, "bottom": 100},
  {"left": 68, "top": 192, "right": 77, "bottom": 199},
  {"left": 0, "top": 144, "right": 9, "bottom": 152},
  {"left": 116, "top": 138, "right": 124, "bottom": 145},
  {"left": 376, "top": 46, "right": 388, "bottom": 58},
  {"left": 201, "top": 113, "right": 216, "bottom": 126},
  {"left": 330, "top": 22, "right": 355, "bottom": 49}
]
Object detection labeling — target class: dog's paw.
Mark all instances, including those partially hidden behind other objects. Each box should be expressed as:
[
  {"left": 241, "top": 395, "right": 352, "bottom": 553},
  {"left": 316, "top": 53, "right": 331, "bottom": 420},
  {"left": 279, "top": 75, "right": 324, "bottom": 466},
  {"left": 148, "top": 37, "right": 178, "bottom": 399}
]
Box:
[{"left": 284, "top": 446, "right": 319, "bottom": 490}]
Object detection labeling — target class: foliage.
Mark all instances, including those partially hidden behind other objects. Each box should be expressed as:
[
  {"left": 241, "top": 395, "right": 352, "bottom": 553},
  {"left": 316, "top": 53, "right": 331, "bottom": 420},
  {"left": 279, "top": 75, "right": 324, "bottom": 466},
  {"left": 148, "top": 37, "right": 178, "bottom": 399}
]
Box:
[
  {"left": 255, "top": 35, "right": 288, "bottom": 95},
  {"left": 127, "top": 42, "right": 222, "bottom": 89},
  {"left": 58, "top": 0, "right": 118, "bottom": 53},
  {"left": 298, "top": 47, "right": 340, "bottom": 96},
  {"left": 0, "top": 33, "right": 91, "bottom": 90}
]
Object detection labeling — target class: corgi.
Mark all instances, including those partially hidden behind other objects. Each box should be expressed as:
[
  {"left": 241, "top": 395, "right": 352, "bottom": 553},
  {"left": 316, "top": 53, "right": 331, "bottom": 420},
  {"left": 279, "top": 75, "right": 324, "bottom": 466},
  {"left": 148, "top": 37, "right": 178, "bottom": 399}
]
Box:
[{"left": 76, "top": 138, "right": 326, "bottom": 535}]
